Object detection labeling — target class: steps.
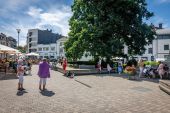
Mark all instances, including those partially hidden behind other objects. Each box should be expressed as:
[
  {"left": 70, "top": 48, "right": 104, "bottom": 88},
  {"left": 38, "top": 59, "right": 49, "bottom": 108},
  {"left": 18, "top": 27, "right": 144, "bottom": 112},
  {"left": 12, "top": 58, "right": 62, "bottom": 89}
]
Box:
[
  {"left": 159, "top": 80, "right": 170, "bottom": 95},
  {"left": 54, "top": 66, "right": 115, "bottom": 75}
]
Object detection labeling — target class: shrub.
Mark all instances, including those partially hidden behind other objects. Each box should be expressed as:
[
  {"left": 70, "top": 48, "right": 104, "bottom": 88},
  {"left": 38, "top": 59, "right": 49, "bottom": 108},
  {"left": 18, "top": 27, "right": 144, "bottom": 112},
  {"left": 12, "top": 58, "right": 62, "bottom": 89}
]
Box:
[{"left": 144, "top": 61, "right": 159, "bottom": 66}]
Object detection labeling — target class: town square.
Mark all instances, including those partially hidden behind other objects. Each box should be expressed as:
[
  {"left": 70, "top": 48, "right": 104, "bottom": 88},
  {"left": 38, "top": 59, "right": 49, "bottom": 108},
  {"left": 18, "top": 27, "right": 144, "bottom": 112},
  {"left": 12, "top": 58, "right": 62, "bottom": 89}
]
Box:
[{"left": 0, "top": 0, "right": 170, "bottom": 113}]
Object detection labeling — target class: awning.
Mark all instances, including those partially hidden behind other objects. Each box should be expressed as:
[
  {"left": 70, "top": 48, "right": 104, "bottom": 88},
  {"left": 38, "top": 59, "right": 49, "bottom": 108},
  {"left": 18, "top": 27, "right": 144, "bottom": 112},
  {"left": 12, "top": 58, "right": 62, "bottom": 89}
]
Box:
[{"left": 0, "top": 44, "right": 20, "bottom": 54}]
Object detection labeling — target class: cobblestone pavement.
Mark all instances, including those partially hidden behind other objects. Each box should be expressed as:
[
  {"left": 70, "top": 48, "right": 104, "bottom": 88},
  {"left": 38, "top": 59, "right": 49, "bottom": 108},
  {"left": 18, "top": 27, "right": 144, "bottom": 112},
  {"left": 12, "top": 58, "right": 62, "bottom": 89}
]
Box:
[{"left": 0, "top": 65, "right": 170, "bottom": 113}]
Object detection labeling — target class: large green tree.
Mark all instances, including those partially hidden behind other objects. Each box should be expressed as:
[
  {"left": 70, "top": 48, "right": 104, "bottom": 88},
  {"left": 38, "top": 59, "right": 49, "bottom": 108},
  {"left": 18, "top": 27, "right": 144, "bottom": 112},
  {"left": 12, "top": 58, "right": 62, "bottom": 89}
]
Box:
[{"left": 65, "top": 0, "right": 155, "bottom": 61}]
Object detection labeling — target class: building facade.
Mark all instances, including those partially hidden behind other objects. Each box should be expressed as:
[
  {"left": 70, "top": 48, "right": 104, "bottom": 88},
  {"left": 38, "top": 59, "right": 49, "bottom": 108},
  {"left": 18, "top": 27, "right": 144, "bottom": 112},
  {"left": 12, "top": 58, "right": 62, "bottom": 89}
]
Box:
[
  {"left": 27, "top": 29, "right": 65, "bottom": 59},
  {"left": 124, "top": 28, "right": 170, "bottom": 61},
  {"left": 27, "top": 29, "right": 62, "bottom": 53},
  {"left": 37, "top": 44, "right": 57, "bottom": 59},
  {"left": 0, "top": 33, "right": 17, "bottom": 48},
  {"left": 56, "top": 37, "right": 67, "bottom": 58}
]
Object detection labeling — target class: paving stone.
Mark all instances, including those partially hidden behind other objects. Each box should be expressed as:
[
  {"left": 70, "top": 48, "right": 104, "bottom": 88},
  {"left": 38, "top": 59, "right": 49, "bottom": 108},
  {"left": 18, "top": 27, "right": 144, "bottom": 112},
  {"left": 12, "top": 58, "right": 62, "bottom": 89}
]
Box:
[{"left": 0, "top": 65, "right": 169, "bottom": 113}]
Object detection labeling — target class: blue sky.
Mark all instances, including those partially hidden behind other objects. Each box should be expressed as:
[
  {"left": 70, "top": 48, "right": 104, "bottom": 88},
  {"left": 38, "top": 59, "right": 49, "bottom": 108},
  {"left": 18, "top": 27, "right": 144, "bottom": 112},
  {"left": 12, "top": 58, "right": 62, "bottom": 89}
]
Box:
[{"left": 0, "top": 0, "right": 170, "bottom": 46}]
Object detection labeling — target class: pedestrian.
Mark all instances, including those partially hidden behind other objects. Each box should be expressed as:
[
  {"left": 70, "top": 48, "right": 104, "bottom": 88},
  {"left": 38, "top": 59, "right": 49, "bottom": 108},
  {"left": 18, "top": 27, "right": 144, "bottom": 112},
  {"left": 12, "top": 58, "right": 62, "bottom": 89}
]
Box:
[
  {"left": 138, "top": 59, "right": 144, "bottom": 78},
  {"left": 38, "top": 58, "right": 50, "bottom": 91},
  {"left": 63, "top": 58, "right": 67, "bottom": 75},
  {"left": 27, "top": 60, "right": 32, "bottom": 75},
  {"left": 107, "top": 63, "right": 112, "bottom": 74},
  {"left": 17, "top": 59, "right": 25, "bottom": 91},
  {"left": 97, "top": 59, "right": 102, "bottom": 73},
  {"left": 118, "top": 63, "right": 123, "bottom": 75},
  {"left": 157, "top": 62, "right": 165, "bottom": 79}
]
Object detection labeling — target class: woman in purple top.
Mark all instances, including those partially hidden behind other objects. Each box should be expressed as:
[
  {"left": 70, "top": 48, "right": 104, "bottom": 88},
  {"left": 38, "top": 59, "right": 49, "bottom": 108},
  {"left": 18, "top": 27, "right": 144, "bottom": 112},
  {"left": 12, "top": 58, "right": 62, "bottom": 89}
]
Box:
[{"left": 38, "top": 58, "right": 50, "bottom": 90}]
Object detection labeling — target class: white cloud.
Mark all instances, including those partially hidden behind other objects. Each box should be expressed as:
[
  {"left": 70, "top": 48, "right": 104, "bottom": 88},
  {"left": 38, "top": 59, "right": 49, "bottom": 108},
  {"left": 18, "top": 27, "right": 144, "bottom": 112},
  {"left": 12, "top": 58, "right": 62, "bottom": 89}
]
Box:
[
  {"left": 0, "top": 1, "right": 72, "bottom": 46},
  {"left": 27, "top": 7, "right": 42, "bottom": 17},
  {"left": 27, "top": 5, "right": 72, "bottom": 36}
]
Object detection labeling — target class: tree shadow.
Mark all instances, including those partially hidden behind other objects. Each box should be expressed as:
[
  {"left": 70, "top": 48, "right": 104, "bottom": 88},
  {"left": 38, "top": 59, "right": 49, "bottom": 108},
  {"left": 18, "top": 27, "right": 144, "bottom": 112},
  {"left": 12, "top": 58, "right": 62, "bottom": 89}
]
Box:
[
  {"left": 93, "top": 73, "right": 160, "bottom": 83},
  {"left": 16, "top": 90, "right": 28, "bottom": 96},
  {"left": 0, "top": 73, "right": 18, "bottom": 81},
  {"left": 40, "top": 90, "right": 55, "bottom": 97}
]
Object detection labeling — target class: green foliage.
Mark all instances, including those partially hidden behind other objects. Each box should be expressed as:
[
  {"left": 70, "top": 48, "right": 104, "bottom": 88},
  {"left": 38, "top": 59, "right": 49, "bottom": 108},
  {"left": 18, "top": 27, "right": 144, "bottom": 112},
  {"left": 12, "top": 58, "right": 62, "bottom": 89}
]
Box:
[
  {"left": 65, "top": 0, "right": 155, "bottom": 60},
  {"left": 144, "top": 61, "right": 159, "bottom": 66},
  {"left": 17, "top": 46, "right": 26, "bottom": 53}
]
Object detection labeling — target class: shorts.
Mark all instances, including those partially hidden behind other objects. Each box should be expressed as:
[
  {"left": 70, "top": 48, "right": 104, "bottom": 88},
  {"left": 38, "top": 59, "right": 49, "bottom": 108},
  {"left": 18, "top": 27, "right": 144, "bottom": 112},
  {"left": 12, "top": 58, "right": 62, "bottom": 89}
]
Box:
[
  {"left": 39, "top": 78, "right": 47, "bottom": 85},
  {"left": 18, "top": 75, "right": 24, "bottom": 84}
]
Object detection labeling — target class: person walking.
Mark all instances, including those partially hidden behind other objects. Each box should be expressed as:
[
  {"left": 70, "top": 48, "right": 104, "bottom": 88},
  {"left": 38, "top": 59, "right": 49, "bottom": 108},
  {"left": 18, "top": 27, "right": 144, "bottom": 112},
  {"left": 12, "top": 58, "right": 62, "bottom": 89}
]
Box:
[
  {"left": 63, "top": 58, "right": 67, "bottom": 75},
  {"left": 17, "top": 59, "right": 25, "bottom": 91},
  {"left": 118, "top": 63, "right": 123, "bottom": 75},
  {"left": 157, "top": 62, "right": 165, "bottom": 79},
  {"left": 97, "top": 59, "right": 102, "bottom": 73},
  {"left": 38, "top": 58, "right": 50, "bottom": 91},
  {"left": 138, "top": 59, "right": 144, "bottom": 78},
  {"left": 107, "top": 63, "right": 112, "bottom": 74}
]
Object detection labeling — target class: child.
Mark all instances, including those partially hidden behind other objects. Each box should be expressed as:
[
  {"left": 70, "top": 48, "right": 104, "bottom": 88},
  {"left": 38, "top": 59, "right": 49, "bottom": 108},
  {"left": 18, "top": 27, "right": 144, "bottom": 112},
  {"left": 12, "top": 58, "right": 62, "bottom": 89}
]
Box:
[
  {"left": 17, "top": 59, "right": 25, "bottom": 91},
  {"left": 118, "top": 63, "right": 123, "bottom": 75}
]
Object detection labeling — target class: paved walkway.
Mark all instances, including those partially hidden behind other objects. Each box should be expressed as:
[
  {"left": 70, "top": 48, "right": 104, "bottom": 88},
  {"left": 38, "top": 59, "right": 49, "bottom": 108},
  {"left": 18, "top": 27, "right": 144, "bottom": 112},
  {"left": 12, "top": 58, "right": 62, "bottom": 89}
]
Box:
[{"left": 0, "top": 65, "right": 169, "bottom": 113}]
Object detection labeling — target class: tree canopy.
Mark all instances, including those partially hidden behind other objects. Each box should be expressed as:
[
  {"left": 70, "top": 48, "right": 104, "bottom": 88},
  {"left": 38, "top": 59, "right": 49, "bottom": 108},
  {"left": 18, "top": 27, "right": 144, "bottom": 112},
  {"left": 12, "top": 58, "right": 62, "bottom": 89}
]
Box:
[{"left": 64, "top": 0, "right": 155, "bottom": 61}]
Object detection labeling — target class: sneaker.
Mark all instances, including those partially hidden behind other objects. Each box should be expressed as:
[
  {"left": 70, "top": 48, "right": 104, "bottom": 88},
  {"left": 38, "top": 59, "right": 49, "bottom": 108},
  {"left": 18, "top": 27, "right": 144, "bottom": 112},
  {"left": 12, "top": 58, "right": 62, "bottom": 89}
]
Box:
[
  {"left": 42, "top": 88, "right": 47, "bottom": 91},
  {"left": 21, "top": 88, "right": 26, "bottom": 91}
]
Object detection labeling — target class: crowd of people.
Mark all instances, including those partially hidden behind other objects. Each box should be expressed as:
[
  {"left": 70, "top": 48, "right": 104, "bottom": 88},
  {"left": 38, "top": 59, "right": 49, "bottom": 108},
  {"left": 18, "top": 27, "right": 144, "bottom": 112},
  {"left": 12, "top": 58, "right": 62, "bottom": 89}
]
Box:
[
  {"left": 96, "top": 58, "right": 169, "bottom": 79},
  {"left": 125, "top": 59, "right": 170, "bottom": 79}
]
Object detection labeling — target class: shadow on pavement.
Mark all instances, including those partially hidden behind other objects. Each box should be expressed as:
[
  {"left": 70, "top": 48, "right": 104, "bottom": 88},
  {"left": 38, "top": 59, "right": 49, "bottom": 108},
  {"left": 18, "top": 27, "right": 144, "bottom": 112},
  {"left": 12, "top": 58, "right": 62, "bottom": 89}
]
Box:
[
  {"left": 93, "top": 73, "right": 159, "bottom": 83},
  {"left": 16, "top": 90, "right": 28, "bottom": 96},
  {"left": 40, "top": 90, "right": 55, "bottom": 97},
  {"left": 0, "top": 73, "right": 18, "bottom": 81}
]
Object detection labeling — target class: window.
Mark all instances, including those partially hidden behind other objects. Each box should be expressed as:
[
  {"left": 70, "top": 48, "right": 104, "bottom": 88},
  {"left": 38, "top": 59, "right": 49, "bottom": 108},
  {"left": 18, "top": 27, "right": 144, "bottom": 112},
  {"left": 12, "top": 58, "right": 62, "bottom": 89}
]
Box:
[
  {"left": 46, "top": 47, "right": 49, "bottom": 51},
  {"left": 51, "top": 47, "right": 55, "bottom": 51},
  {"left": 29, "top": 38, "right": 32, "bottom": 42},
  {"left": 148, "top": 48, "right": 152, "bottom": 54},
  {"left": 164, "top": 45, "right": 169, "bottom": 50},
  {"left": 164, "top": 55, "right": 170, "bottom": 58},
  {"left": 60, "top": 42, "right": 62, "bottom": 46},
  {"left": 29, "top": 32, "right": 32, "bottom": 36},
  {"left": 38, "top": 48, "right": 42, "bottom": 51},
  {"left": 29, "top": 44, "right": 32, "bottom": 48},
  {"left": 59, "top": 48, "right": 63, "bottom": 53}
]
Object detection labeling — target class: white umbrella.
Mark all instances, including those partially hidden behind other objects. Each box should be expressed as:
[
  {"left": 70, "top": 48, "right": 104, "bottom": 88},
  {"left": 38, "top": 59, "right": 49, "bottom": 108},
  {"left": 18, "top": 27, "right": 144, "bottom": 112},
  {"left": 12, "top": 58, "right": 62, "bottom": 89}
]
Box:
[
  {"left": 0, "top": 44, "right": 20, "bottom": 54},
  {"left": 26, "top": 52, "right": 39, "bottom": 56}
]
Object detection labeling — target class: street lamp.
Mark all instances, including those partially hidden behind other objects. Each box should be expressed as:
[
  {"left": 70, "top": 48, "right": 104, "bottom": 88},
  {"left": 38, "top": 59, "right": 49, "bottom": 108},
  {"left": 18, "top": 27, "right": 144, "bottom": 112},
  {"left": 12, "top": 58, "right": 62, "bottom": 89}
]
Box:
[{"left": 16, "top": 29, "right": 21, "bottom": 48}]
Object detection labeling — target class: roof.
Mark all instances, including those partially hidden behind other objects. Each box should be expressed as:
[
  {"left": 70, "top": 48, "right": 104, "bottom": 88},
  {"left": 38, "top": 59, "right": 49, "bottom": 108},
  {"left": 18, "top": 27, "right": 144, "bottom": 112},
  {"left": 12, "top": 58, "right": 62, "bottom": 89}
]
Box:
[{"left": 156, "top": 29, "right": 170, "bottom": 35}]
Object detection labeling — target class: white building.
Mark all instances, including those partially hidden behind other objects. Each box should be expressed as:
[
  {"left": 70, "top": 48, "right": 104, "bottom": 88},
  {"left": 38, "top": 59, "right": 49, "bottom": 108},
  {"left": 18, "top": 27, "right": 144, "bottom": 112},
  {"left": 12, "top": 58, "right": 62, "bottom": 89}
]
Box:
[
  {"left": 27, "top": 29, "right": 38, "bottom": 53},
  {"left": 37, "top": 44, "right": 57, "bottom": 59},
  {"left": 124, "top": 28, "right": 170, "bottom": 61},
  {"left": 56, "top": 37, "right": 67, "bottom": 57},
  {"left": 27, "top": 29, "right": 64, "bottom": 59}
]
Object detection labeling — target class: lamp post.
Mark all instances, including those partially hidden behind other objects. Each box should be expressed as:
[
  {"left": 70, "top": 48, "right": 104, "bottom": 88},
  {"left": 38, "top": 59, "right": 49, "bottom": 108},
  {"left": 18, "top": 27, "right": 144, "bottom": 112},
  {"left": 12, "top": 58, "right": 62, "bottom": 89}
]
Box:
[{"left": 16, "top": 29, "right": 21, "bottom": 48}]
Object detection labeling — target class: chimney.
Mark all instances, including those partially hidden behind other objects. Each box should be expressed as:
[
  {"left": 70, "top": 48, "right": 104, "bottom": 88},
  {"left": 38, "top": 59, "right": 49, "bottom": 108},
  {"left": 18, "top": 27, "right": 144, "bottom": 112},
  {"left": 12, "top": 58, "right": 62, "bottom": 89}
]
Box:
[{"left": 159, "top": 23, "right": 163, "bottom": 29}]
